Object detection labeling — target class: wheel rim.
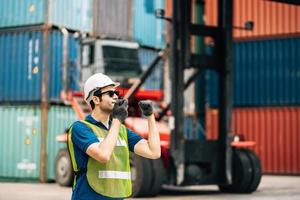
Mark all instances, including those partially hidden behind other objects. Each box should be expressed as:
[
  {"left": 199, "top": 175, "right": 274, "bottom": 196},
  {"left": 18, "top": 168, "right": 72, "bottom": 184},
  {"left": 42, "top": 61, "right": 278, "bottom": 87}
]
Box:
[{"left": 57, "top": 157, "right": 69, "bottom": 178}]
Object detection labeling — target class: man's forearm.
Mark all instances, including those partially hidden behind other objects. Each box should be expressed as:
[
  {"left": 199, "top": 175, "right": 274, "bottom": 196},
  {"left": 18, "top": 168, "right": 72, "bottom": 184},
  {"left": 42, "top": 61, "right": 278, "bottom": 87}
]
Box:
[
  {"left": 147, "top": 114, "right": 161, "bottom": 157},
  {"left": 98, "top": 119, "right": 121, "bottom": 160}
]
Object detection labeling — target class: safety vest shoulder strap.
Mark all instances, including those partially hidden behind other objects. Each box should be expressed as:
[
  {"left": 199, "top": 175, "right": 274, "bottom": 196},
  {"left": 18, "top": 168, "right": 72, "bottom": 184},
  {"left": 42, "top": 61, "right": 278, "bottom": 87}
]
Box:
[{"left": 67, "top": 125, "right": 78, "bottom": 188}]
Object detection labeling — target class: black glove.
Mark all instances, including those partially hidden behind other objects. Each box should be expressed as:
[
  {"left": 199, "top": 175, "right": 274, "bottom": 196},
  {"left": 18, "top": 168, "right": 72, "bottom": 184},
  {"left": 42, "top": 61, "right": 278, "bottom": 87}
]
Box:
[
  {"left": 112, "top": 99, "right": 128, "bottom": 123},
  {"left": 138, "top": 100, "right": 153, "bottom": 116}
]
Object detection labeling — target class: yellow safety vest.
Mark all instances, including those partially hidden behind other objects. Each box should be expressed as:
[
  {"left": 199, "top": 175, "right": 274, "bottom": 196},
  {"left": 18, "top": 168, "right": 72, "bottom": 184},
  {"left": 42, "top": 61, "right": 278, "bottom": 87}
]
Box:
[{"left": 68, "top": 120, "right": 132, "bottom": 198}]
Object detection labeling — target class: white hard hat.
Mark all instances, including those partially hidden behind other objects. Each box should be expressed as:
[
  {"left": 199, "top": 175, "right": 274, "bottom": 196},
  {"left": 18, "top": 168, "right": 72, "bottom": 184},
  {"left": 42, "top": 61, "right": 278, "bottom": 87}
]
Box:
[{"left": 84, "top": 73, "right": 120, "bottom": 102}]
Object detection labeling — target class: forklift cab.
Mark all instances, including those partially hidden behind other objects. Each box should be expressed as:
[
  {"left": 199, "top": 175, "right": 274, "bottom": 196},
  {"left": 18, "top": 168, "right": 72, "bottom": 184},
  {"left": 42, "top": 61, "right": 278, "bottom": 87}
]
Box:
[{"left": 80, "top": 39, "right": 142, "bottom": 87}]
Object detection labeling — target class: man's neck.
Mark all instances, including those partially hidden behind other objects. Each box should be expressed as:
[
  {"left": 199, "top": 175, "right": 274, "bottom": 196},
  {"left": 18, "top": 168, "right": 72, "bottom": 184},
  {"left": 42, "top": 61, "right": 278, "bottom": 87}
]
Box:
[{"left": 91, "top": 109, "right": 110, "bottom": 128}]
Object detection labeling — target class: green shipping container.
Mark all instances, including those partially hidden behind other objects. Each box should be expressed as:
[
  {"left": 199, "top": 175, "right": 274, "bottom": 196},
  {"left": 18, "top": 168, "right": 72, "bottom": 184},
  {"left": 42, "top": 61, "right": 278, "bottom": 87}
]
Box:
[
  {"left": 0, "top": 106, "right": 41, "bottom": 180},
  {"left": 0, "top": 105, "right": 77, "bottom": 181},
  {"left": 46, "top": 106, "right": 77, "bottom": 180}
]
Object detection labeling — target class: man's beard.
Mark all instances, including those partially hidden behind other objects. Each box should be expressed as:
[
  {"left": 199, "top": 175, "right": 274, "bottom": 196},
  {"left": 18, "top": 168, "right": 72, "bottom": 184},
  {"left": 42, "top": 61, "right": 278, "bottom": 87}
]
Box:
[{"left": 100, "top": 105, "right": 113, "bottom": 114}]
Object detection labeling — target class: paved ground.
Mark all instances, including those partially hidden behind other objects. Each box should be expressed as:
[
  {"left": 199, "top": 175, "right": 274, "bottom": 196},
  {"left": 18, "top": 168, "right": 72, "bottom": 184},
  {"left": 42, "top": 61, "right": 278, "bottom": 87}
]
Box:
[{"left": 0, "top": 175, "right": 299, "bottom": 200}]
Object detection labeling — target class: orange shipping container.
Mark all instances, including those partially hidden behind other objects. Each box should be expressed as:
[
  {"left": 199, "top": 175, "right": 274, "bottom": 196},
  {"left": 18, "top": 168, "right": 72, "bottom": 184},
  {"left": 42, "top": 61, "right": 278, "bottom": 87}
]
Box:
[
  {"left": 206, "top": 107, "right": 300, "bottom": 174},
  {"left": 205, "top": 0, "right": 300, "bottom": 39},
  {"left": 166, "top": 0, "right": 300, "bottom": 39}
]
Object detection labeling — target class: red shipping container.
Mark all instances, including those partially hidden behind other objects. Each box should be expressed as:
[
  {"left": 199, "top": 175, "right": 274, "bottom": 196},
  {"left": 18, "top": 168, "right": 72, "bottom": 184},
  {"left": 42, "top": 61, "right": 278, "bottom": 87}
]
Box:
[{"left": 206, "top": 107, "right": 300, "bottom": 174}]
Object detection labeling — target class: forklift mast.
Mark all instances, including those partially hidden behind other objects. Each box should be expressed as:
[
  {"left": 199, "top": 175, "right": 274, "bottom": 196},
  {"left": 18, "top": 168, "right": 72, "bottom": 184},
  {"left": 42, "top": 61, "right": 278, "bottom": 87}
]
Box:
[{"left": 170, "top": 0, "right": 233, "bottom": 185}]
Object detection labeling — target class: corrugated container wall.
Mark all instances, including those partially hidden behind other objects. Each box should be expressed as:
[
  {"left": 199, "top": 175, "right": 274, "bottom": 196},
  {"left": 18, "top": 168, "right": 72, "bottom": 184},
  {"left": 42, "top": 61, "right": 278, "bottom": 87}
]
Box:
[
  {"left": 0, "top": 105, "right": 77, "bottom": 180},
  {"left": 0, "top": 27, "right": 80, "bottom": 103},
  {"left": 94, "top": 0, "right": 132, "bottom": 40},
  {"left": 133, "top": 0, "right": 165, "bottom": 48},
  {"left": 206, "top": 107, "right": 300, "bottom": 174},
  {"left": 46, "top": 106, "right": 77, "bottom": 180},
  {"left": 206, "top": 37, "right": 300, "bottom": 107},
  {"left": 139, "top": 48, "right": 164, "bottom": 90},
  {"left": 0, "top": 0, "right": 93, "bottom": 32},
  {"left": 0, "top": 106, "right": 41, "bottom": 180},
  {"left": 205, "top": 0, "right": 300, "bottom": 39},
  {"left": 0, "top": 29, "right": 42, "bottom": 102}
]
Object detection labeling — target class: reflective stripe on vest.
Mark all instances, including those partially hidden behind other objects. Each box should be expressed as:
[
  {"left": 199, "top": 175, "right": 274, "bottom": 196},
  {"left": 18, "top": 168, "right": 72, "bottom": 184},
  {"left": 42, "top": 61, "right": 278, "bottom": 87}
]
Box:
[
  {"left": 97, "top": 137, "right": 127, "bottom": 147},
  {"left": 79, "top": 120, "right": 132, "bottom": 198},
  {"left": 98, "top": 171, "right": 131, "bottom": 179}
]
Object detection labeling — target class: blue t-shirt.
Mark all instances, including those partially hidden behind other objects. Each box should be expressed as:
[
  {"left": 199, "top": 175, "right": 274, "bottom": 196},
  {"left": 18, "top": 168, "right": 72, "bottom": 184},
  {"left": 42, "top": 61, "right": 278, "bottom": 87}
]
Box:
[{"left": 70, "top": 115, "right": 143, "bottom": 200}]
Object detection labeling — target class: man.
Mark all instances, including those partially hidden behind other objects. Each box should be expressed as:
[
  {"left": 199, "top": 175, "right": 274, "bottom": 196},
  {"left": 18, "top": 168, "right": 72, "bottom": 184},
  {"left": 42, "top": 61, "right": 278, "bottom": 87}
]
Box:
[{"left": 68, "top": 73, "right": 161, "bottom": 200}]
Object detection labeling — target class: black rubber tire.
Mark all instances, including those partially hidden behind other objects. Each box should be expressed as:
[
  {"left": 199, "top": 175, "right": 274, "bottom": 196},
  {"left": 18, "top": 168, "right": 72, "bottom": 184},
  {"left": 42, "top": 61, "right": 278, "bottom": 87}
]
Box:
[
  {"left": 130, "top": 153, "right": 152, "bottom": 197},
  {"left": 147, "top": 158, "right": 165, "bottom": 196},
  {"left": 55, "top": 148, "right": 74, "bottom": 187},
  {"left": 219, "top": 149, "right": 253, "bottom": 193},
  {"left": 242, "top": 149, "right": 262, "bottom": 193}
]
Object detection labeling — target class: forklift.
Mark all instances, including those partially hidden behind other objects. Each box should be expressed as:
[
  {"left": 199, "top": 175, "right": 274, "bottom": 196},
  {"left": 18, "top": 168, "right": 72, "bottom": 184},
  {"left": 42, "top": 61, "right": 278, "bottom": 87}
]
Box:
[
  {"left": 55, "top": 0, "right": 262, "bottom": 196},
  {"left": 145, "top": 0, "right": 262, "bottom": 195}
]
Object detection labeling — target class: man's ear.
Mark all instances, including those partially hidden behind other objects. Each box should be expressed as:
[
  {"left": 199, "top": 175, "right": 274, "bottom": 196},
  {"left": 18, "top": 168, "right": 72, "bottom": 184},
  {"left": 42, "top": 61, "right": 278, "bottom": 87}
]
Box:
[{"left": 92, "top": 96, "right": 100, "bottom": 104}]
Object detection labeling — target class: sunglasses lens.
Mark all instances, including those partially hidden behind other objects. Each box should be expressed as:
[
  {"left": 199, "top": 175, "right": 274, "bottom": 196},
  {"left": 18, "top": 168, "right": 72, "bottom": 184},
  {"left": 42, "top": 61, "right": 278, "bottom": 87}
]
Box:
[
  {"left": 100, "top": 90, "right": 119, "bottom": 98},
  {"left": 108, "top": 90, "right": 119, "bottom": 97}
]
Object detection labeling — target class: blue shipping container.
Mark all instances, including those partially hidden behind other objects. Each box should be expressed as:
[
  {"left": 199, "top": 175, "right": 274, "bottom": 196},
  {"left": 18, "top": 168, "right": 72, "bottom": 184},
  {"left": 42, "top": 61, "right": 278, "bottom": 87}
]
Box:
[
  {"left": 184, "top": 116, "right": 205, "bottom": 140},
  {"left": 0, "top": 27, "right": 80, "bottom": 103},
  {"left": 139, "top": 48, "right": 163, "bottom": 90},
  {"left": 206, "top": 37, "right": 300, "bottom": 107},
  {"left": 133, "top": 0, "right": 165, "bottom": 48},
  {"left": 0, "top": 0, "right": 93, "bottom": 32}
]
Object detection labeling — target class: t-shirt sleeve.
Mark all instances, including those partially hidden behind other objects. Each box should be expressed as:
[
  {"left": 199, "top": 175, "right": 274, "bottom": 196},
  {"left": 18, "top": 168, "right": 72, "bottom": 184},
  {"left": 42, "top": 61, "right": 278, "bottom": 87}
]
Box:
[
  {"left": 127, "top": 128, "right": 143, "bottom": 152},
  {"left": 71, "top": 121, "right": 99, "bottom": 153}
]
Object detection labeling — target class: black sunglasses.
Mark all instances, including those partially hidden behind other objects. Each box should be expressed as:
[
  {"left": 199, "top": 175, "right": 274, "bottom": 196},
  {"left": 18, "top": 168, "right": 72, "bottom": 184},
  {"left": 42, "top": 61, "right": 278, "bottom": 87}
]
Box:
[{"left": 100, "top": 90, "right": 119, "bottom": 98}]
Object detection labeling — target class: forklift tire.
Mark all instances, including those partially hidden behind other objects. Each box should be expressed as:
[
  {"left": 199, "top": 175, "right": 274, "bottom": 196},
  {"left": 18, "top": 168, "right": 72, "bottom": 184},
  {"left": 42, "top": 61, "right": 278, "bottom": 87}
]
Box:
[
  {"left": 242, "top": 149, "right": 262, "bottom": 193},
  {"left": 130, "top": 153, "right": 152, "bottom": 197},
  {"left": 55, "top": 149, "right": 74, "bottom": 187},
  {"left": 147, "top": 158, "right": 165, "bottom": 196},
  {"left": 219, "top": 149, "right": 252, "bottom": 193}
]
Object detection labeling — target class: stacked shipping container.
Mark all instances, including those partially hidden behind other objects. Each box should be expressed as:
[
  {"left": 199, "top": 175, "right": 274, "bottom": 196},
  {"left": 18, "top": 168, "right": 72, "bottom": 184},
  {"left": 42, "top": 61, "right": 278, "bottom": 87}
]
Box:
[
  {"left": 206, "top": 107, "right": 300, "bottom": 174},
  {"left": 0, "top": 0, "right": 166, "bottom": 48},
  {"left": 0, "top": 0, "right": 166, "bottom": 182},
  {"left": 94, "top": 0, "right": 132, "bottom": 40},
  {"left": 133, "top": 0, "right": 166, "bottom": 48},
  {"left": 93, "top": 0, "right": 165, "bottom": 90},
  {"left": 94, "top": 0, "right": 166, "bottom": 48},
  {"left": 0, "top": 0, "right": 92, "bottom": 181},
  {"left": 165, "top": 0, "right": 300, "bottom": 174},
  {"left": 0, "top": 0, "right": 93, "bottom": 32},
  {"left": 46, "top": 106, "right": 77, "bottom": 180},
  {"left": 0, "top": 27, "right": 80, "bottom": 103},
  {"left": 202, "top": 0, "right": 300, "bottom": 174},
  {"left": 4, "top": 0, "right": 298, "bottom": 181},
  {"left": 206, "top": 37, "right": 300, "bottom": 107},
  {"left": 0, "top": 106, "right": 76, "bottom": 180},
  {"left": 205, "top": 0, "right": 300, "bottom": 39},
  {"left": 0, "top": 106, "right": 41, "bottom": 180}
]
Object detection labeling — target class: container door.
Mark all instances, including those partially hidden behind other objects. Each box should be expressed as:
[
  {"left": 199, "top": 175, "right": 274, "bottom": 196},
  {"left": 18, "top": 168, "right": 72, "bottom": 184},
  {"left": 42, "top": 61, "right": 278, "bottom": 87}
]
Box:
[{"left": 0, "top": 106, "right": 41, "bottom": 180}]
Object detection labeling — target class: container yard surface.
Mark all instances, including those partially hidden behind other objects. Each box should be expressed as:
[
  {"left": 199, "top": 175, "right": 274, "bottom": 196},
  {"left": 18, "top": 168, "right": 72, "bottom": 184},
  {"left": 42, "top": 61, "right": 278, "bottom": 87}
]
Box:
[{"left": 0, "top": 175, "right": 299, "bottom": 200}]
